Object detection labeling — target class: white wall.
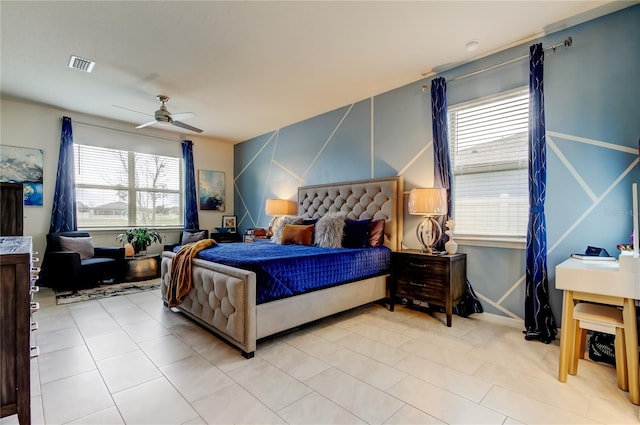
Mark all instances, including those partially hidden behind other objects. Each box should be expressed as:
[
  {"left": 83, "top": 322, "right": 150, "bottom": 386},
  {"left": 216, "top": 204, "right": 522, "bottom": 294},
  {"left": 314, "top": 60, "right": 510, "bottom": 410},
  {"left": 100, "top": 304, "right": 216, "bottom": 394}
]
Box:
[{"left": 1, "top": 96, "right": 234, "bottom": 257}]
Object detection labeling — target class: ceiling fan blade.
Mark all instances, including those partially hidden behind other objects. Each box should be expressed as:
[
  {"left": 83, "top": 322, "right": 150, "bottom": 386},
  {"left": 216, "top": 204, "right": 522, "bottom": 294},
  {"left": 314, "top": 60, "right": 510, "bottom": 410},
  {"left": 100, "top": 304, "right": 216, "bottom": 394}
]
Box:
[
  {"left": 172, "top": 120, "right": 203, "bottom": 133},
  {"left": 113, "top": 104, "right": 153, "bottom": 117},
  {"left": 136, "top": 120, "right": 157, "bottom": 129},
  {"left": 170, "top": 112, "right": 195, "bottom": 121}
]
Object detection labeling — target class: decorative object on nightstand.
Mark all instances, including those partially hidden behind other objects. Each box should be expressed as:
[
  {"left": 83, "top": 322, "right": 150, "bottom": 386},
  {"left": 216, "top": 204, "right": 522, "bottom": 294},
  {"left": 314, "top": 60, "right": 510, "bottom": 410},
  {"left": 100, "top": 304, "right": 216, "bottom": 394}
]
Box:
[
  {"left": 265, "top": 199, "right": 297, "bottom": 237},
  {"left": 221, "top": 215, "right": 237, "bottom": 232},
  {"left": 390, "top": 250, "right": 466, "bottom": 327},
  {"left": 408, "top": 188, "right": 447, "bottom": 253},
  {"left": 444, "top": 217, "right": 458, "bottom": 254}
]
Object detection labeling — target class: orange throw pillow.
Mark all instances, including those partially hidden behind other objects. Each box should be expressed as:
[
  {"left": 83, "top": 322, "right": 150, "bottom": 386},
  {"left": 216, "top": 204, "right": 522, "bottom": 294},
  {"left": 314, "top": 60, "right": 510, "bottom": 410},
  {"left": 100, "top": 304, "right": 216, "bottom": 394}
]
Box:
[{"left": 281, "top": 224, "right": 315, "bottom": 246}]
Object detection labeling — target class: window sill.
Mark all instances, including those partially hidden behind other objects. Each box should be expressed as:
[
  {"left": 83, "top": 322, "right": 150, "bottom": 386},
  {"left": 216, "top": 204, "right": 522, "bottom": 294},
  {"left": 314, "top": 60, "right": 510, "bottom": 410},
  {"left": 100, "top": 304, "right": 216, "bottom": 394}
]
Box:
[
  {"left": 77, "top": 226, "right": 184, "bottom": 234},
  {"left": 454, "top": 235, "right": 526, "bottom": 250}
]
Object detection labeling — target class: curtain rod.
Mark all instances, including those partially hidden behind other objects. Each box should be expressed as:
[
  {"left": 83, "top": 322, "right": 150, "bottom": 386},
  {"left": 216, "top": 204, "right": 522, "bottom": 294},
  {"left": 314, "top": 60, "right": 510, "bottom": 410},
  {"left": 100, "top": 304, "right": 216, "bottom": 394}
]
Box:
[
  {"left": 421, "top": 36, "right": 572, "bottom": 92},
  {"left": 69, "top": 118, "right": 185, "bottom": 144}
]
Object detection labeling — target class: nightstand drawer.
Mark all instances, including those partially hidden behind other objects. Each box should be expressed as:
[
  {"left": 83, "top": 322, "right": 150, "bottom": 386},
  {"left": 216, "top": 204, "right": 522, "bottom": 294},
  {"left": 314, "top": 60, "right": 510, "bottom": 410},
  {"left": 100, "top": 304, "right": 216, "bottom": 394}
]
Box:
[
  {"left": 395, "top": 275, "right": 445, "bottom": 300},
  {"left": 393, "top": 257, "right": 447, "bottom": 278}
]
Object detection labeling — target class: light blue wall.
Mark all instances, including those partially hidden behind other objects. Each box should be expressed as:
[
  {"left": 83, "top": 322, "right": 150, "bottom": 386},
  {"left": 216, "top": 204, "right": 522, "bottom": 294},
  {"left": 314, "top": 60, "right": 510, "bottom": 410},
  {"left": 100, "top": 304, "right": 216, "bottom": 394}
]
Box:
[{"left": 234, "top": 6, "right": 640, "bottom": 322}]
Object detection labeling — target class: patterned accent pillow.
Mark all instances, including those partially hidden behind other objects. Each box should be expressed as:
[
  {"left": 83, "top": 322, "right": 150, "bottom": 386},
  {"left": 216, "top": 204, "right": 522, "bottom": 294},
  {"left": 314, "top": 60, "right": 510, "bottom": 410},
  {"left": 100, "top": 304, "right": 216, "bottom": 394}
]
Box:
[
  {"left": 281, "top": 224, "right": 315, "bottom": 246},
  {"left": 314, "top": 212, "right": 346, "bottom": 248},
  {"left": 271, "top": 216, "right": 303, "bottom": 244},
  {"left": 59, "top": 236, "right": 95, "bottom": 259}
]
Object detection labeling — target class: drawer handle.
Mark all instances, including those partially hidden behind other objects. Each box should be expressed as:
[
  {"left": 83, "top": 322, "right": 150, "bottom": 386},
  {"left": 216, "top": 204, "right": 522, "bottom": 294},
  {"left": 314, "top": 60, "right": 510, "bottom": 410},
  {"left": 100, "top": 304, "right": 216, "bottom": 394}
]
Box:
[
  {"left": 30, "top": 302, "right": 40, "bottom": 312},
  {"left": 30, "top": 346, "right": 40, "bottom": 358},
  {"left": 409, "top": 281, "right": 427, "bottom": 287},
  {"left": 31, "top": 285, "right": 40, "bottom": 294},
  {"left": 409, "top": 262, "right": 427, "bottom": 268},
  {"left": 31, "top": 321, "right": 39, "bottom": 331}
]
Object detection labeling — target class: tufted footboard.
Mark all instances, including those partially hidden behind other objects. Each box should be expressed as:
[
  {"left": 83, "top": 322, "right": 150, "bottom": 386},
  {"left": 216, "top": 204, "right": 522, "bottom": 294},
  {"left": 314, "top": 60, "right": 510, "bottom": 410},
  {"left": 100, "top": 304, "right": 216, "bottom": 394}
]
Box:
[
  {"left": 161, "top": 251, "right": 389, "bottom": 358},
  {"left": 161, "top": 253, "right": 258, "bottom": 357}
]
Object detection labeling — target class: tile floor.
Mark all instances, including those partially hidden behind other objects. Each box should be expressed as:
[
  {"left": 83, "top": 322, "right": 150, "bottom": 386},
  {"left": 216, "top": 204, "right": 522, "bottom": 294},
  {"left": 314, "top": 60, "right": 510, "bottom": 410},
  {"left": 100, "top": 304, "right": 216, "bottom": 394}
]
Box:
[{"left": 2, "top": 287, "right": 638, "bottom": 424}]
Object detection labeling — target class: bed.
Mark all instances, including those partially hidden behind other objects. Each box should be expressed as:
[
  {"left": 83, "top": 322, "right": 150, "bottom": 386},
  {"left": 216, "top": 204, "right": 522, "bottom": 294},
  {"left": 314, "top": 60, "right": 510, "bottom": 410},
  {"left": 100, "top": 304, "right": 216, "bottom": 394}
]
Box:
[{"left": 160, "top": 176, "right": 403, "bottom": 358}]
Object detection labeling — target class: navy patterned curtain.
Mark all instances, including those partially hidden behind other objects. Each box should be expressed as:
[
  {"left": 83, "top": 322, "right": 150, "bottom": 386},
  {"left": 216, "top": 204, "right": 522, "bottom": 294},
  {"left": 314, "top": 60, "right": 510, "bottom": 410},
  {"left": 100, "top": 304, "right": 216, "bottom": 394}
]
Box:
[
  {"left": 49, "top": 116, "right": 77, "bottom": 233},
  {"left": 431, "top": 77, "right": 483, "bottom": 317},
  {"left": 524, "top": 44, "right": 557, "bottom": 343},
  {"left": 182, "top": 140, "right": 199, "bottom": 229},
  {"left": 431, "top": 77, "right": 452, "bottom": 220}
]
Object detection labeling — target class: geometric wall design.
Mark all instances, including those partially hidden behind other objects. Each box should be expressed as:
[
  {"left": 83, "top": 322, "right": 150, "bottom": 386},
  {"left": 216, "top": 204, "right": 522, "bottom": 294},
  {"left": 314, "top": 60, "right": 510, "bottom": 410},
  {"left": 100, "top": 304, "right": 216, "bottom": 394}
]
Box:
[{"left": 235, "top": 6, "right": 640, "bottom": 323}]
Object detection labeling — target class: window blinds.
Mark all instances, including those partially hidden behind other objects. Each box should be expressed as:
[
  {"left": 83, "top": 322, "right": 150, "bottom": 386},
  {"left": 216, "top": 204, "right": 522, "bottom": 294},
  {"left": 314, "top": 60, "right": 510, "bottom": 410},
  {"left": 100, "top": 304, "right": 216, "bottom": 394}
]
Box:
[{"left": 449, "top": 88, "right": 529, "bottom": 239}]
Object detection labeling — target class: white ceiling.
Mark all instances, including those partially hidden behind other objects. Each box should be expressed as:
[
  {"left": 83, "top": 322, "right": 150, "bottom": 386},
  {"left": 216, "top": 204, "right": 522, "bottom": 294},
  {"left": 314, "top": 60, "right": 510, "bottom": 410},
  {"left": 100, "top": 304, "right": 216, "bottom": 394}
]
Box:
[{"left": 1, "top": 1, "right": 634, "bottom": 143}]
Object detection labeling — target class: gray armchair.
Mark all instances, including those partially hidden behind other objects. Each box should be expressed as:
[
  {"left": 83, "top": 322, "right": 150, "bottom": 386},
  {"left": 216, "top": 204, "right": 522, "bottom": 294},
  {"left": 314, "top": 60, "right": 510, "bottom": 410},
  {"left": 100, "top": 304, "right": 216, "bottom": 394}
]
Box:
[{"left": 39, "top": 231, "right": 125, "bottom": 292}]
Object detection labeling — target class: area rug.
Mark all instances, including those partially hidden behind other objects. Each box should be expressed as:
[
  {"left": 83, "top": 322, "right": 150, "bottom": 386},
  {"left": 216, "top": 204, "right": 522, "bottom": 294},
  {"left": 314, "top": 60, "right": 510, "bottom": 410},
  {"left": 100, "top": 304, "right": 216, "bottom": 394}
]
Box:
[{"left": 55, "top": 278, "right": 162, "bottom": 305}]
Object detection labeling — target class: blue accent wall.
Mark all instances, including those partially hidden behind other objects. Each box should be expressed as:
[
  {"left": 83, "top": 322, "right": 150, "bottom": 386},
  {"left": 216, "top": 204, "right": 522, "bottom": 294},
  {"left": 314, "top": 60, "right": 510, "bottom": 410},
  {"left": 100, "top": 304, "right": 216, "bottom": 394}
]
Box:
[{"left": 234, "top": 6, "right": 640, "bottom": 322}]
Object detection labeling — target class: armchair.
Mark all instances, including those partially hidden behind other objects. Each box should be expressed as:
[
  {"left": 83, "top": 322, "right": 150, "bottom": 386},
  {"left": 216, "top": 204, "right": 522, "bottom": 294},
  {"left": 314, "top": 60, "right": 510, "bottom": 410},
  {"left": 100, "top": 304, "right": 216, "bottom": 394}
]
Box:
[
  {"left": 39, "top": 231, "right": 125, "bottom": 292},
  {"left": 163, "top": 228, "right": 209, "bottom": 252}
]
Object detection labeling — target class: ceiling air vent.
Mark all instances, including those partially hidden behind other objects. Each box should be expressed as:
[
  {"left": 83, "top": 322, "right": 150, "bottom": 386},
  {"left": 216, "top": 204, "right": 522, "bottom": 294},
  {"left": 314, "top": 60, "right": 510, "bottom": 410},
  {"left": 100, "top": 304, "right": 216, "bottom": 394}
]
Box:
[{"left": 68, "top": 55, "right": 95, "bottom": 73}]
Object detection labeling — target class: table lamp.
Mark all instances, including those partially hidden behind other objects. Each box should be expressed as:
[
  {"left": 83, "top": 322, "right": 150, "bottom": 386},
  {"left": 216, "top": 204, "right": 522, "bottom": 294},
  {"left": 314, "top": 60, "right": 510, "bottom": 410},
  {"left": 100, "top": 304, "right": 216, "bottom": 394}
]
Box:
[
  {"left": 408, "top": 188, "right": 447, "bottom": 253},
  {"left": 265, "top": 199, "right": 298, "bottom": 236}
]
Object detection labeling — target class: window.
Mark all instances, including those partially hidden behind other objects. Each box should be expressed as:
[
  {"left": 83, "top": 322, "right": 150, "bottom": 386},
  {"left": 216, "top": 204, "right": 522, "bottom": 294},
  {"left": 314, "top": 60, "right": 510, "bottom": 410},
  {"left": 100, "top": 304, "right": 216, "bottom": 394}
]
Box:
[
  {"left": 448, "top": 87, "right": 529, "bottom": 242},
  {"left": 74, "top": 144, "right": 182, "bottom": 228}
]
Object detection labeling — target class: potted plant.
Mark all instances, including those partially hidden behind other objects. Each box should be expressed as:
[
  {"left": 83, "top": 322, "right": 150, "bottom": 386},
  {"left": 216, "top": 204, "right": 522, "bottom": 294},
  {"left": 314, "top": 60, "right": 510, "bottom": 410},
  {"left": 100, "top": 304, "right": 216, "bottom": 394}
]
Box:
[{"left": 116, "top": 227, "right": 165, "bottom": 255}]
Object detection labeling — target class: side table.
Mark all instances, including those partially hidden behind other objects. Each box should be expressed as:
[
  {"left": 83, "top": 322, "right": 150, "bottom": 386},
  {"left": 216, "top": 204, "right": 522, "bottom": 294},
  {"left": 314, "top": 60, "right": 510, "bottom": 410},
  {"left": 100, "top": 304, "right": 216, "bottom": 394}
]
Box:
[
  {"left": 211, "top": 232, "right": 242, "bottom": 243},
  {"left": 390, "top": 250, "right": 466, "bottom": 326},
  {"left": 125, "top": 254, "right": 160, "bottom": 281}
]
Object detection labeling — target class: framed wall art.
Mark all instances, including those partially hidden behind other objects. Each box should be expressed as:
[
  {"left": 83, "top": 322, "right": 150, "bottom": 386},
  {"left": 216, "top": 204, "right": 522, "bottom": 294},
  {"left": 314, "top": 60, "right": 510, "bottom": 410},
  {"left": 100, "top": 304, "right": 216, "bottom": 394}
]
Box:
[
  {"left": 0, "top": 145, "right": 44, "bottom": 206},
  {"left": 198, "top": 170, "right": 225, "bottom": 211},
  {"left": 222, "top": 215, "right": 237, "bottom": 232}
]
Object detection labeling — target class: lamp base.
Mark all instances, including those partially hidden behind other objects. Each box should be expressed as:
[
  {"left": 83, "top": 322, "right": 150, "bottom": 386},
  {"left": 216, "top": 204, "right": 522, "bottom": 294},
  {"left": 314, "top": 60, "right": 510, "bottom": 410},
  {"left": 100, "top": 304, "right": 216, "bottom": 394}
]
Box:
[{"left": 416, "top": 216, "right": 443, "bottom": 254}]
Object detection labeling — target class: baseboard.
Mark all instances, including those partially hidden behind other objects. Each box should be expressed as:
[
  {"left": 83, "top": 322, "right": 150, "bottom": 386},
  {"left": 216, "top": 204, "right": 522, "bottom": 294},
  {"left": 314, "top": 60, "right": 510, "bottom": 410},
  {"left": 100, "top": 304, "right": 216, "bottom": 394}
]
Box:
[{"left": 472, "top": 311, "right": 524, "bottom": 330}]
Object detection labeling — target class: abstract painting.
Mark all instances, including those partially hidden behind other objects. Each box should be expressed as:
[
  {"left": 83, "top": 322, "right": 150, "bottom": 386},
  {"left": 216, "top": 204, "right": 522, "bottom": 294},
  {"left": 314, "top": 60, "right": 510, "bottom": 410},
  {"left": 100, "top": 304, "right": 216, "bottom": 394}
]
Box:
[
  {"left": 0, "top": 145, "right": 44, "bottom": 206},
  {"left": 198, "top": 170, "right": 225, "bottom": 211}
]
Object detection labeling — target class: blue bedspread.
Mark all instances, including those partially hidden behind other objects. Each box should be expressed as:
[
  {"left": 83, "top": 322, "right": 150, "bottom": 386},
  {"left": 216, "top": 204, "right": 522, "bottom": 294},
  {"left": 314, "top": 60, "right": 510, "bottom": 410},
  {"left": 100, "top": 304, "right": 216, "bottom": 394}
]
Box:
[{"left": 178, "top": 242, "right": 390, "bottom": 304}]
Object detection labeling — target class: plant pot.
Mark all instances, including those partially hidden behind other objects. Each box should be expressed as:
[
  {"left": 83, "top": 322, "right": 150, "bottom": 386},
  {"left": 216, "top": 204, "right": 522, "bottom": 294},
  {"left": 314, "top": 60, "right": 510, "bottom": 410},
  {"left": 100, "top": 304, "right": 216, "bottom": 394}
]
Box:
[{"left": 133, "top": 242, "right": 148, "bottom": 256}]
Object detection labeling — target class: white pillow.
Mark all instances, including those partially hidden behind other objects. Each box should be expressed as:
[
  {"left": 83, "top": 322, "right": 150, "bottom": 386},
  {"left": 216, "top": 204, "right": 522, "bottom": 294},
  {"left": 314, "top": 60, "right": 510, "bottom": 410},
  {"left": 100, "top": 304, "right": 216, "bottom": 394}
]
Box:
[
  {"left": 314, "top": 212, "right": 346, "bottom": 248},
  {"left": 271, "top": 216, "right": 302, "bottom": 244},
  {"left": 59, "top": 235, "right": 95, "bottom": 260}
]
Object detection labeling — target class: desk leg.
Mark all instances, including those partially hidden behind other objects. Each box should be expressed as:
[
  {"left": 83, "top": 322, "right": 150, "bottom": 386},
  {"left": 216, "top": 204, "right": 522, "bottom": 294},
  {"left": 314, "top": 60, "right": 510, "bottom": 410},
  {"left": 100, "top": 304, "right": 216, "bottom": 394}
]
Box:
[
  {"left": 622, "top": 298, "right": 639, "bottom": 405},
  {"left": 558, "top": 290, "right": 575, "bottom": 382}
]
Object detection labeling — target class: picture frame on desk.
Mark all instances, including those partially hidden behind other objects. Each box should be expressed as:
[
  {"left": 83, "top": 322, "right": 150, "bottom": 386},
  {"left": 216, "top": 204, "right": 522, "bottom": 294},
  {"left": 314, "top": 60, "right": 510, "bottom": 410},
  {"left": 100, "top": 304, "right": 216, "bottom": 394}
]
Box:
[{"left": 222, "top": 215, "right": 237, "bottom": 232}]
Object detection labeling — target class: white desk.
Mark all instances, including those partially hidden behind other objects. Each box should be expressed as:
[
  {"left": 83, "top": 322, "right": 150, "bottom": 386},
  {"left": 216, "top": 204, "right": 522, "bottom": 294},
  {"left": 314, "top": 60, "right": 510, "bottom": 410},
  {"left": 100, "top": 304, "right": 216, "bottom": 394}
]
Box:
[{"left": 556, "top": 257, "right": 640, "bottom": 404}]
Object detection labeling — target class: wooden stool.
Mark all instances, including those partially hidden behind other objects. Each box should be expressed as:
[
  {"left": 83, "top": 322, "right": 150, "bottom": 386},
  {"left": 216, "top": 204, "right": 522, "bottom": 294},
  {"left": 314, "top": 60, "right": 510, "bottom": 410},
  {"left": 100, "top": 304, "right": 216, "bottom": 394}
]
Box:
[{"left": 572, "top": 302, "right": 628, "bottom": 391}]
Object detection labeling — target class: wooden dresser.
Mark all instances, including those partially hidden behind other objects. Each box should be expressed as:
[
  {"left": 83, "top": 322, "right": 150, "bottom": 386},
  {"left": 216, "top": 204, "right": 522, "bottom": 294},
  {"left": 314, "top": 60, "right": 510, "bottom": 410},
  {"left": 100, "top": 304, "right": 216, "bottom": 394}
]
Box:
[
  {"left": 1, "top": 236, "right": 34, "bottom": 425},
  {"left": 390, "top": 250, "right": 466, "bottom": 327}
]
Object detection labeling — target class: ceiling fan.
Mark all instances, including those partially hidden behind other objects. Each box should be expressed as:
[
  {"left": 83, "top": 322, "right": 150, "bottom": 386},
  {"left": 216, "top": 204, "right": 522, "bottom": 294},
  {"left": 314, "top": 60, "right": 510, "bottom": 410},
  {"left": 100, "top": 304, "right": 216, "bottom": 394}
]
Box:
[{"left": 120, "top": 95, "right": 203, "bottom": 133}]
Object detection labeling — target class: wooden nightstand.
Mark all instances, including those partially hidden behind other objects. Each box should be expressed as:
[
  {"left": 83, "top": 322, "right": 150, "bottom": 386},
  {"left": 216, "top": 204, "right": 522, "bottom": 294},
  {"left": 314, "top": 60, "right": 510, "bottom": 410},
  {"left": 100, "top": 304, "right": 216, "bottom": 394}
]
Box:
[
  {"left": 211, "top": 232, "right": 241, "bottom": 243},
  {"left": 390, "top": 250, "right": 466, "bottom": 327}
]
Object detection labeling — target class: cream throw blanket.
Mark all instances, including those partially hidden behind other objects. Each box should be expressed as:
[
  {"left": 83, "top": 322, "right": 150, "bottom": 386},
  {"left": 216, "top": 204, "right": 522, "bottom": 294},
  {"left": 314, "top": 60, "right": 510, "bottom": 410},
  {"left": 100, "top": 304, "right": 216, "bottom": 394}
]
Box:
[{"left": 166, "top": 239, "right": 216, "bottom": 307}]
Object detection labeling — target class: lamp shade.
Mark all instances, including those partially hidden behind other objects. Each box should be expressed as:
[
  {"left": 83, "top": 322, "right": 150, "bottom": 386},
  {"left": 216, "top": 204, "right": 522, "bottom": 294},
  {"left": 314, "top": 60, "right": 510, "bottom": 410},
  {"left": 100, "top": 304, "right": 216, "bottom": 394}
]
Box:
[
  {"left": 265, "top": 199, "right": 298, "bottom": 216},
  {"left": 408, "top": 188, "right": 447, "bottom": 216}
]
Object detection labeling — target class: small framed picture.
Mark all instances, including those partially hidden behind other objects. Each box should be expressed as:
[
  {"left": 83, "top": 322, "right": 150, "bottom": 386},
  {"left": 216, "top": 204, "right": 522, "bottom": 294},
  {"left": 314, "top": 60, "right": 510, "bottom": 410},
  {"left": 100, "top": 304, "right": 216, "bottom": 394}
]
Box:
[{"left": 222, "top": 215, "right": 237, "bottom": 232}]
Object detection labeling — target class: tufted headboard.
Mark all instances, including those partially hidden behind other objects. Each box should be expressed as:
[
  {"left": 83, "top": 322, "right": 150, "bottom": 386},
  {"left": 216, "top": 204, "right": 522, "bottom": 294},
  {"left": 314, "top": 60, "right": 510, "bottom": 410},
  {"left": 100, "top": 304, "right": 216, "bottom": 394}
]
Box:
[{"left": 297, "top": 176, "right": 403, "bottom": 251}]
